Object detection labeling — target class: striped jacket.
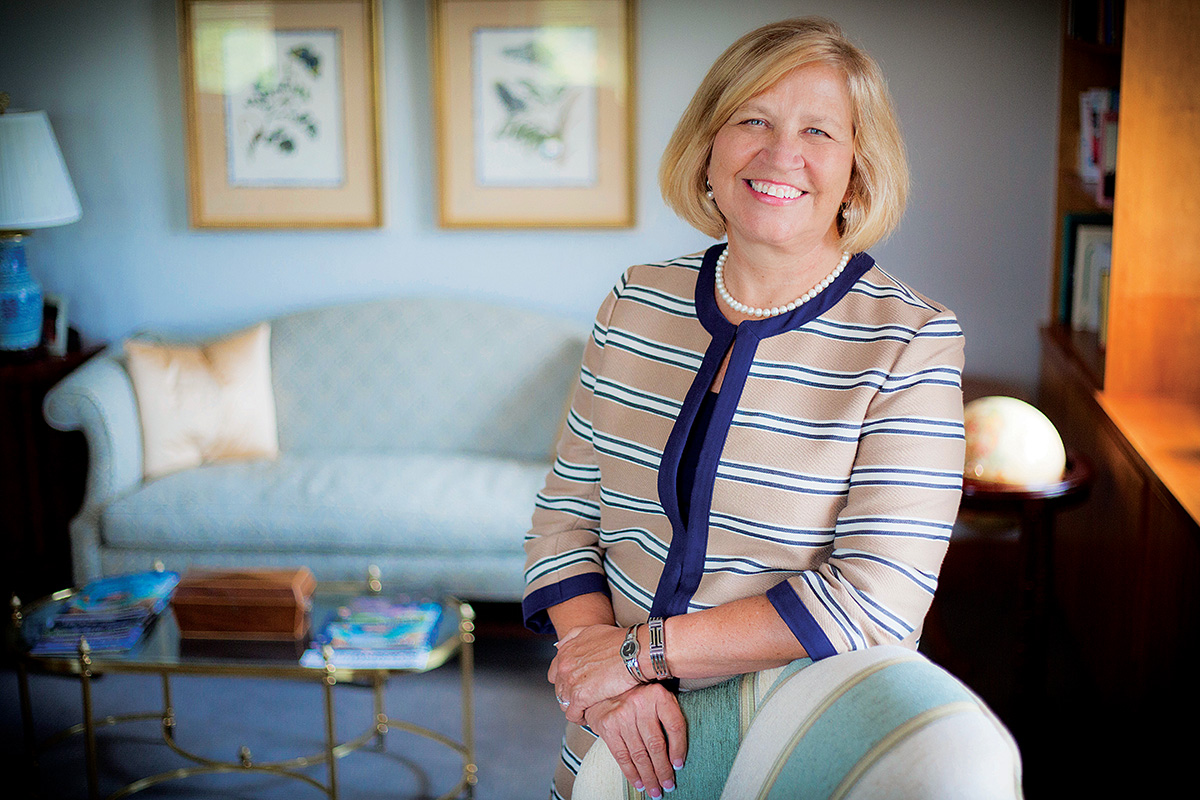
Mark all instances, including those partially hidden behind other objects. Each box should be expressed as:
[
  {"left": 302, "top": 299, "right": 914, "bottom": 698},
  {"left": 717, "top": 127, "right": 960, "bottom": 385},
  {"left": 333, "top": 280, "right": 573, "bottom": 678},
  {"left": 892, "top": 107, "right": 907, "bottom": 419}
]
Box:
[{"left": 522, "top": 244, "right": 965, "bottom": 665}]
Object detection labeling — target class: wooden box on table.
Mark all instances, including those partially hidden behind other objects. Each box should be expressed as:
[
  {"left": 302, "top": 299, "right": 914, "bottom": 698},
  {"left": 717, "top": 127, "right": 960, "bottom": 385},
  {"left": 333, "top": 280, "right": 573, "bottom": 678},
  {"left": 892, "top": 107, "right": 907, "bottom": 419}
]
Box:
[{"left": 171, "top": 567, "right": 316, "bottom": 641}]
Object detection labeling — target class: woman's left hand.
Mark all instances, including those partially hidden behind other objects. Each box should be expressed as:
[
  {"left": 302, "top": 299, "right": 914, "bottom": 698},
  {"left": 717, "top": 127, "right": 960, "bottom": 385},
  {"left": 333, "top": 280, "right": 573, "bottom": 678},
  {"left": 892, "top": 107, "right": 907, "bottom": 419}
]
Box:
[
  {"left": 549, "top": 623, "right": 638, "bottom": 724},
  {"left": 583, "top": 682, "right": 687, "bottom": 798}
]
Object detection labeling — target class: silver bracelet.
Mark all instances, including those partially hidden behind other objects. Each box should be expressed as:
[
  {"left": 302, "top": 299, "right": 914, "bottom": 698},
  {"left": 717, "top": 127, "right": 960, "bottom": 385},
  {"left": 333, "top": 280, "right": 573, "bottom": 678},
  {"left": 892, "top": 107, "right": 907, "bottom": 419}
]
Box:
[
  {"left": 647, "top": 616, "right": 671, "bottom": 680},
  {"left": 620, "top": 623, "right": 651, "bottom": 684},
  {"left": 652, "top": 618, "right": 672, "bottom": 681}
]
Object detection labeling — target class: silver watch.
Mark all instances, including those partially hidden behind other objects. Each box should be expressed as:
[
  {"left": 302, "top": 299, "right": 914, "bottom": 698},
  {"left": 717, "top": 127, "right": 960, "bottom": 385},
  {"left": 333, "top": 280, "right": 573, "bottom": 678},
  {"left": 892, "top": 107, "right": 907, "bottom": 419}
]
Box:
[{"left": 621, "top": 623, "right": 650, "bottom": 683}]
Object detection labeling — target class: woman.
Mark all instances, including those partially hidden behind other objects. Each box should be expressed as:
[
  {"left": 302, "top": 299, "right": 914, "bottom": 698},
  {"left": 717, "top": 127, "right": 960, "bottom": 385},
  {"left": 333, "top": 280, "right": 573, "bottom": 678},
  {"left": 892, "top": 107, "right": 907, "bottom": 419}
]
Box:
[{"left": 524, "top": 18, "right": 1014, "bottom": 800}]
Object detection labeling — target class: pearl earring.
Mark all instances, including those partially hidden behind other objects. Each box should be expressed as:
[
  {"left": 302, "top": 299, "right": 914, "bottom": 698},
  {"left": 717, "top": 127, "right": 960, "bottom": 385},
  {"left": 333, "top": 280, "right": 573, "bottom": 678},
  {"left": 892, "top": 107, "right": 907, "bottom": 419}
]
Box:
[{"left": 706, "top": 179, "right": 714, "bottom": 200}]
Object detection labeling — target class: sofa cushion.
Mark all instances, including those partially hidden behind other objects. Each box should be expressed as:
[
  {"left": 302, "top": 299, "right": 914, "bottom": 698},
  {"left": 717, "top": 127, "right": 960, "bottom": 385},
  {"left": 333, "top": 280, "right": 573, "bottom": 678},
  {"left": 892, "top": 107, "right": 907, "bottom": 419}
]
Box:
[
  {"left": 101, "top": 452, "right": 548, "bottom": 556},
  {"left": 125, "top": 323, "right": 279, "bottom": 480},
  {"left": 269, "top": 298, "right": 585, "bottom": 461}
]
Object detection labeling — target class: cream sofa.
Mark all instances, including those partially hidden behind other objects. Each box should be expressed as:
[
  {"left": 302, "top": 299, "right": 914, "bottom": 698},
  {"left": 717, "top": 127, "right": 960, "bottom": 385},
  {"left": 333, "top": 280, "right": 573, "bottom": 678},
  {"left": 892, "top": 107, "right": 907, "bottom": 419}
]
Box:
[{"left": 43, "top": 297, "right": 587, "bottom": 601}]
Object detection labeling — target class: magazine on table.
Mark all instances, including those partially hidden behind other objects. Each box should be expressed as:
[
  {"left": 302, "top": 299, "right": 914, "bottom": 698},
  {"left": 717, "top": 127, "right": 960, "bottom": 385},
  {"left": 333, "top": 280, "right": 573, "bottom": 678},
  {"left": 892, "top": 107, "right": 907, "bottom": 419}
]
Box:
[
  {"left": 31, "top": 570, "right": 181, "bottom": 656},
  {"left": 300, "top": 597, "right": 443, "bottom": 669}
]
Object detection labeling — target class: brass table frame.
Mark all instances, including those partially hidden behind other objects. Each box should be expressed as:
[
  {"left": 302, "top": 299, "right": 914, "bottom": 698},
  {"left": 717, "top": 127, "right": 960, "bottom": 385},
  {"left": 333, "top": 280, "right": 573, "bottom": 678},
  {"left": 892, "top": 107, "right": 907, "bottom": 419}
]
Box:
[{"left": 10, "top": 583, "right": 477, "bottom": 800}]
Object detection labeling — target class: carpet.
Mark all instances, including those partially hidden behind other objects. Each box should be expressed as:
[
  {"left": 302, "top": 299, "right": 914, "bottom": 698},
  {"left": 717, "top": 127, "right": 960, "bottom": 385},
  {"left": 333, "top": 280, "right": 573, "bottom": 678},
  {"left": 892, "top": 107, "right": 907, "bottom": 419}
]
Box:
[{"left": 0, "top": 618, "right": 565, "bottom": 800}]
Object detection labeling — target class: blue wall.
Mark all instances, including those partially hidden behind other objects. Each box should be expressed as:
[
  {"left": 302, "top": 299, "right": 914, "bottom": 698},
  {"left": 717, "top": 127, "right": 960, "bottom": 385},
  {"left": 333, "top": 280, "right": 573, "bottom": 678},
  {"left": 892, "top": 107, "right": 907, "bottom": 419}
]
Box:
[{"left": 0, "top": 0, "right": 1059, "bottom": 393}]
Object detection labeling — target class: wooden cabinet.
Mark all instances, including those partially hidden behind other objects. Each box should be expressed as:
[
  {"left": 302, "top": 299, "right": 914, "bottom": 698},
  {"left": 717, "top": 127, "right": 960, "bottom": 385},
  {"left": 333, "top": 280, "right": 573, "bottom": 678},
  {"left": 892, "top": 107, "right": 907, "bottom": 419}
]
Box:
[
  {"left": 1039, "top": 336, "right": 1145, "bottom": 700},
  {"left": 0, "top": 340, "right": 98, "bottom": 605},
  {"left": 1137, "top": 482, "right": 1200, "bottom": 693},
  {"left": 1039, "top": 0, "right": 1200, "bottom": 721}
]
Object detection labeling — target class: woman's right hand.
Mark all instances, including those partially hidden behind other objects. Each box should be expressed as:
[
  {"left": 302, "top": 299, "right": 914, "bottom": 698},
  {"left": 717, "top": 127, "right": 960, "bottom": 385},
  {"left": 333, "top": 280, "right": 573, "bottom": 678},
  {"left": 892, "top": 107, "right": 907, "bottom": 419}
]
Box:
[
  {"left": 582, "top": 682, "right": 688, "bottom": 798},
  {"left": 550, "top": 622, "right": 638, "bottom": 722}
]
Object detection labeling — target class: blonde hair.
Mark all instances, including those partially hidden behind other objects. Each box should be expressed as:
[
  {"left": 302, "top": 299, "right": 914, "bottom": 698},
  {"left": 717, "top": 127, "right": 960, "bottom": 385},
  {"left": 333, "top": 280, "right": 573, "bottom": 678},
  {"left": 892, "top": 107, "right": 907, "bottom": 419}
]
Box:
[{"left": 659, "top": 18, "right": 908, "bottom": 254}]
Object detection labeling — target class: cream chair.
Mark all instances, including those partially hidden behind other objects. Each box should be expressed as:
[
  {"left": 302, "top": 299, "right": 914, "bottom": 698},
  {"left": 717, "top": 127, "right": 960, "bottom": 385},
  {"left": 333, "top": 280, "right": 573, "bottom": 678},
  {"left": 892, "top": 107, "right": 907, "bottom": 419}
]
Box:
[{"left": 574, "top": 646, "right": 1022, "bottom": 800}]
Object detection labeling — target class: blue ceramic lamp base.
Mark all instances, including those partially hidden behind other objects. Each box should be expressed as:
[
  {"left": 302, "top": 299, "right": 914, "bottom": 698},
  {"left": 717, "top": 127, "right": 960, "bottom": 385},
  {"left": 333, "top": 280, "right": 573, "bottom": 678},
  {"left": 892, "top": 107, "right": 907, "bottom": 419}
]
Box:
[{"left": 0, "top": 233, "right": 44, "bottom": 351}]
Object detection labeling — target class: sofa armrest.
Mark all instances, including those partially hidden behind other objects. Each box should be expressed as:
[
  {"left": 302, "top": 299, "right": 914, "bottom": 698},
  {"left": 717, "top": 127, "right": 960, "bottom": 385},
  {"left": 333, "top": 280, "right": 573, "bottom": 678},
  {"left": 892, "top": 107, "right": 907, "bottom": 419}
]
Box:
[{"left": 43, "top": 346, "right": 144, "bottom": 510}]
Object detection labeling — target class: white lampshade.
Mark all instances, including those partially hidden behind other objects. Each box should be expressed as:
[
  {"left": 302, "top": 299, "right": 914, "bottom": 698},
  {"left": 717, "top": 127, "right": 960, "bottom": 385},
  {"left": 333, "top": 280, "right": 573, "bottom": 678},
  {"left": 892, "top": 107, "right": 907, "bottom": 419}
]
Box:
[{"left": 0, "top": 110, "right": 82, "bottom": 230}]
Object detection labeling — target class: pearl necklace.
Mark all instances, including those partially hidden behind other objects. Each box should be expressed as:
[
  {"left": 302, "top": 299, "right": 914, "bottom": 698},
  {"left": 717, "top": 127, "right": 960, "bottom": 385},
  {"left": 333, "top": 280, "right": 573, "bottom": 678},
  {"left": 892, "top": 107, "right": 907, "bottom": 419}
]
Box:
[{"left": 715, "top": 248, "right": 852, "bottom": 318}]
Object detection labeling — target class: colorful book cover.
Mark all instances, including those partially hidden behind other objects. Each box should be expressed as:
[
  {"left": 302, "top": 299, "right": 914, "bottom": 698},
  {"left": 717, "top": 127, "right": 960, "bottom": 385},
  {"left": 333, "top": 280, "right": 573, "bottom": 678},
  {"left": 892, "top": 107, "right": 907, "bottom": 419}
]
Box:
[
  {"left": 31, "top": 570, "right": 181, "bottom": 655},
  {"left": 60, "top": 571, "right": 180, "bottom": 619},
  {"left": 300, "top": 598, "right": 442, "bottom": 669}
]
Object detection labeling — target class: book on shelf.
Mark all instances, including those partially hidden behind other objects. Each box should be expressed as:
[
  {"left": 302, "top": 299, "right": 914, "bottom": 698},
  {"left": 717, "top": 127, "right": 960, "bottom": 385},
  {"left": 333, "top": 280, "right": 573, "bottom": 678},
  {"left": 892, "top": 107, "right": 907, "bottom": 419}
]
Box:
[
  {"left": 1071, "top": 225, "right": 1113, "bottom": 335},
  {"left": 1096, "top": 110, "right": 1119, "bottom": 206},
  {"left": 1097, "top": 268, "right": 1111, "bottom": 350},
  {"left": 1079, "top": 87, "right": 1119, "bottom": 184},
  {"left": 31, "top": 570, "right": 181, "bottom": 656},
  {"left": 300, "top": 597, "right": 443, "bottom": 669}
]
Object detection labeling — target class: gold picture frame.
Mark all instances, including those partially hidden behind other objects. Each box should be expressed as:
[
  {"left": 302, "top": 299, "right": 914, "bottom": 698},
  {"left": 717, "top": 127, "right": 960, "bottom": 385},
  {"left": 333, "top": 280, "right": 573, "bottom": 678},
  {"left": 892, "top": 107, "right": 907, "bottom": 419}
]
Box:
[
  {"left": 178, "top": 0, "right": 383, "bottom": 228},
  {"left": 430, "top": 0, "right": 636, "bottom": 228}
]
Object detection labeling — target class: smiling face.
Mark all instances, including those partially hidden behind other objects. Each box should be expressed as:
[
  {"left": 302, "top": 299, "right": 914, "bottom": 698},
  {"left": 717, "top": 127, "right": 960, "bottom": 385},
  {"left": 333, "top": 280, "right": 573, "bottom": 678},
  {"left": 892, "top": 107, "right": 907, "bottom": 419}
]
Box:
[{"left": 707, "top": 63, "right": 856, "bottom": 258}]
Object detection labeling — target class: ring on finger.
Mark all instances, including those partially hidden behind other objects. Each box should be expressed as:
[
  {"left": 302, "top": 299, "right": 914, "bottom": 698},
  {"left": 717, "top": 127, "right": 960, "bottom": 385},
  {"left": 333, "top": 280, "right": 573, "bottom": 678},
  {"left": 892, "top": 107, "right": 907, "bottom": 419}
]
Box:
[{"left": 556, "top": 694, "right": 571, "bottom": 708}]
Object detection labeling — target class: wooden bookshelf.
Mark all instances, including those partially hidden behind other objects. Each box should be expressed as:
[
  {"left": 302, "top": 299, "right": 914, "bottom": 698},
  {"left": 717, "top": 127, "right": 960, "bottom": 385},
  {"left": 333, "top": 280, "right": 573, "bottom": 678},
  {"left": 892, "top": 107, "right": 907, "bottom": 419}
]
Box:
[
  {"left": 1047, "top": 29, "right": 1121, "bottom": 334},
  {"left": 1103, "top": 0, "right": 1200, "bottom": 399},
  {"left": 1041, "top": 324, "right": 1104, "bottom": 392},
  {"left": 1037, "top": 0, "right": 1200, "bottom": 737}
]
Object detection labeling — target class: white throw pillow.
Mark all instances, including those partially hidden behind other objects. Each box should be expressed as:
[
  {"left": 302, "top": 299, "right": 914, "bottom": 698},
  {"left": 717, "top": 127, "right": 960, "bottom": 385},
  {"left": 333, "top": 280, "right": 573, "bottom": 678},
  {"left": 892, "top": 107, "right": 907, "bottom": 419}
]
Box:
[{"left": 125, "top": 322, "right": 279, "bottom": 480}]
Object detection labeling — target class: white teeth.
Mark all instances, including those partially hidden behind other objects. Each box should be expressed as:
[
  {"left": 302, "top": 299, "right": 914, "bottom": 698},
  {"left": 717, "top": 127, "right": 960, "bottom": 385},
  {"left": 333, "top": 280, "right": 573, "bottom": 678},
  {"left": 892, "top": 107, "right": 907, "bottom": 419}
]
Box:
[{"left": 749, "top": 180, "right": 803, "bottom": 199}]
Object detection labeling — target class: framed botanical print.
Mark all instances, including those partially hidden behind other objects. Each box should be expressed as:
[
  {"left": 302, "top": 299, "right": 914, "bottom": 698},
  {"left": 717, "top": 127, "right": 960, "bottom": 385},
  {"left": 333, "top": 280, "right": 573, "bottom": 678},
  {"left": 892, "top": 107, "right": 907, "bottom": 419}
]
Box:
[
  {"left": 431, "top": 0, "right": 637, "bottom": 228},
  {"left": 178, "top": 0, "right": 383, "bottom": 228}
]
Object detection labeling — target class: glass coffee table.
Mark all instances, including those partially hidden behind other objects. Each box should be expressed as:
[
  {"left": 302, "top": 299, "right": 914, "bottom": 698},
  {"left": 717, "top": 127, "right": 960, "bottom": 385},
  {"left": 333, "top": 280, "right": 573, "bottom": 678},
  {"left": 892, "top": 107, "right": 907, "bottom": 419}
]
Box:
[{"left": 9, "top": 573, "right": 477, "bottom": 800}]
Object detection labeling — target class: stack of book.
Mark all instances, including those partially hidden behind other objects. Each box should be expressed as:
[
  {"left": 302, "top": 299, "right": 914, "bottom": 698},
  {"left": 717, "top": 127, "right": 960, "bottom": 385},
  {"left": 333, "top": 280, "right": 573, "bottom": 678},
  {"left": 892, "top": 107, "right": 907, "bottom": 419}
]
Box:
[
  {"left": 31, "top": 571, "right": 181, "bottom": 656},
  {"left": 300, "top": 597, "right": 443, "bottom": 670},
  {"left": 1079, "top": 86, "right": 1119, "bottom": 206}
]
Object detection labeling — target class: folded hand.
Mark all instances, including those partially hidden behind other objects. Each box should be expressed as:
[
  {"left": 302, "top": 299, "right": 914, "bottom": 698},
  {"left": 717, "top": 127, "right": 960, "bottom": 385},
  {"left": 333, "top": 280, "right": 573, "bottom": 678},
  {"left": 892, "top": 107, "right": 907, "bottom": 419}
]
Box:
[
  {"left": 548, "top": 623, "right": 636, "bottom": 724},
  {"left": 584, "top": 682, "right": 687, "bottom": 798}
]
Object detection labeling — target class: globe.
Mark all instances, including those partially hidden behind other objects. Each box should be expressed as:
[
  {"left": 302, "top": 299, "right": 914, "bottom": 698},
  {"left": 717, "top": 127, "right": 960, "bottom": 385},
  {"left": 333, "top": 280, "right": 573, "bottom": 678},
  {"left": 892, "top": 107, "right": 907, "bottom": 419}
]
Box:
[{"left": 963, "top": 396, "right": 1066, "bottom": 486}]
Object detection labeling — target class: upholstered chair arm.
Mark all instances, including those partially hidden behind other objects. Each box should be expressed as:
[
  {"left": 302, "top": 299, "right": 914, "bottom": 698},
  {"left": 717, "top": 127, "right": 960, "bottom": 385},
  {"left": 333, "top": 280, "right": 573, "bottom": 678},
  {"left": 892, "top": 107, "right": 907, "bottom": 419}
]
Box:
[{"left": 43, "top": 346, "right": 144, "bottom": 515}]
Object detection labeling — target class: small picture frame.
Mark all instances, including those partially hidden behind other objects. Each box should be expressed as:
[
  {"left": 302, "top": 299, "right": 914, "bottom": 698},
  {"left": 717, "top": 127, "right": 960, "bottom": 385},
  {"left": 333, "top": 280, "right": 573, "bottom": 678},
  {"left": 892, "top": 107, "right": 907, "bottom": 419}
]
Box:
[
  {"left": 178, "top": 0, "right": 384, "bottom": 228},
  {"left": 1057, "top": 212, "right": 1112, "bottom": 326},
  {"left": 42, "top": 293, "right": 68, "bottom": 357},
  {"left": 1070, "top": 223, "right": 1112, "bottom": 333},
  {"left": 431, "top": 0, "right": 637, "bottom": 228}
]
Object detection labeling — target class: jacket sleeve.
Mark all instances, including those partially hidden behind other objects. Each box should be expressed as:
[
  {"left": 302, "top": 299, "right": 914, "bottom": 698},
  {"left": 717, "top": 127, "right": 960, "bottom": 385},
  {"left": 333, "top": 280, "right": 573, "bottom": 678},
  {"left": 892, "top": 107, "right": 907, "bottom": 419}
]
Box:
[
  {"left": 522, "top": 274, "right": 627, "bottom": 635},
  {"left": 766, "top": 309, "right": 966, "bottom": 659}
]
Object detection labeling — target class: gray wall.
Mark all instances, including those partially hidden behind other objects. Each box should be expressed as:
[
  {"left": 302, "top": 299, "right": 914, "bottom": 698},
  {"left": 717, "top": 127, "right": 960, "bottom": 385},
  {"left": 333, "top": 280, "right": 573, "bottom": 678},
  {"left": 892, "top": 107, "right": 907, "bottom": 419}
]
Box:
[{"left": 0, "top": 0, "right": 1059, "bottom": 394}]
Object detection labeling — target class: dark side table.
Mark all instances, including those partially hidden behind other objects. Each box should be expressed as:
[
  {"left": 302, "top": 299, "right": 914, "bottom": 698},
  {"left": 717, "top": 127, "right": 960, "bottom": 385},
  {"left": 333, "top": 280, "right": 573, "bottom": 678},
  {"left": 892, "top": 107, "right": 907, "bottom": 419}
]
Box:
[
  {"left": 0, "top": 337, "right": 102, "bottom": 606},
  {"left": 959, "top": 452, "right": 1094, "bottom": 731}
]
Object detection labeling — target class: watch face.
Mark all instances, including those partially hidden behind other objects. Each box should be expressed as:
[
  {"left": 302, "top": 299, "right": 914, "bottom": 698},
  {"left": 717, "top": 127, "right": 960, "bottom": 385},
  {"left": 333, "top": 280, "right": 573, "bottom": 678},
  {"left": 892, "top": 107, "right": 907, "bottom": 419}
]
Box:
[{"left": 620, "top": 639, "right": 638, "bottom": 659}]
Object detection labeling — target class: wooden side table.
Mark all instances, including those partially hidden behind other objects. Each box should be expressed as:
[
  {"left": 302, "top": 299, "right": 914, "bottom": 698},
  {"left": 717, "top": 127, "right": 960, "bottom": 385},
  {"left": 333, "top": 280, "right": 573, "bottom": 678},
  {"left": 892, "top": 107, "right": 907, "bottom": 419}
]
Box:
[
  {"left": 959, "top": 452, "right": 1094, "bottom": 731},
  {"left": 0, "top": 337, "right": 101, "bottom": 605}
]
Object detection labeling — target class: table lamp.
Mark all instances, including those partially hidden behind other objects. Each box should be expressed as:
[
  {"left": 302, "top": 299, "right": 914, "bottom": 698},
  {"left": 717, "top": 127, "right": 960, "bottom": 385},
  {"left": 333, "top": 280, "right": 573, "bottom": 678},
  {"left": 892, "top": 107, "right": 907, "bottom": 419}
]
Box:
[{"left": 0, "top": 96, "right": 82, "bottom": 352}]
